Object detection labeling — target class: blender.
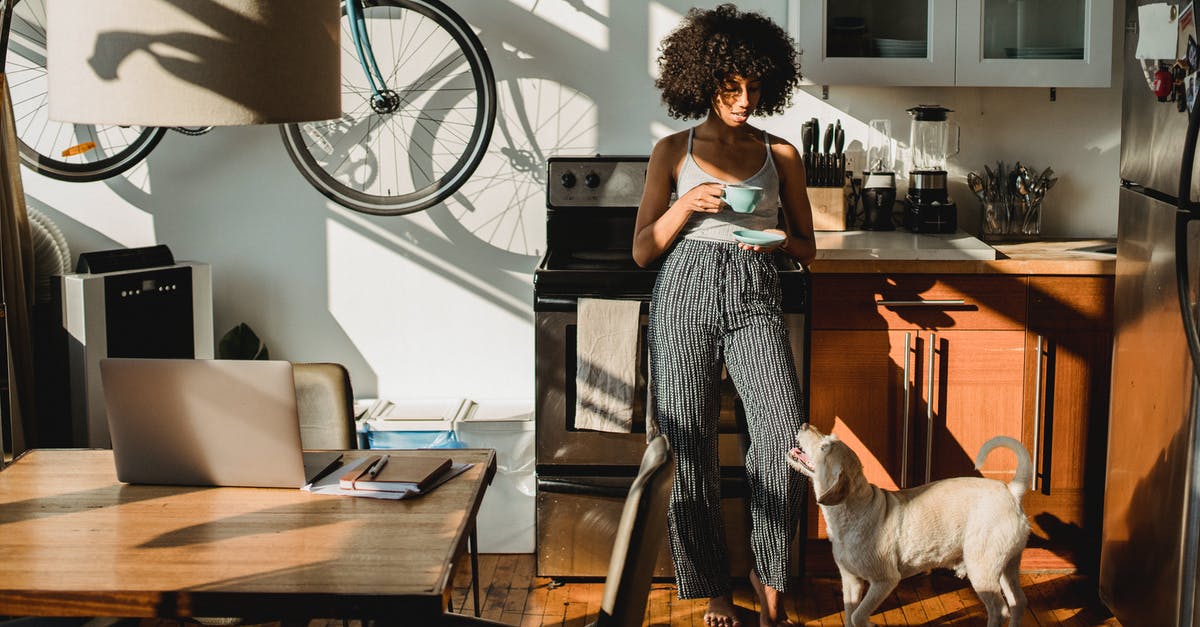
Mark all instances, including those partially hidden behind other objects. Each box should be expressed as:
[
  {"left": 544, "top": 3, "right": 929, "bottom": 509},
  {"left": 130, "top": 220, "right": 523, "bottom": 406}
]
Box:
[
  {"left": 860, "top": 118, "right": 896, "bottom": 231},
  {"left": 904, "top": 104, "right": 959, "bottom": 233}
]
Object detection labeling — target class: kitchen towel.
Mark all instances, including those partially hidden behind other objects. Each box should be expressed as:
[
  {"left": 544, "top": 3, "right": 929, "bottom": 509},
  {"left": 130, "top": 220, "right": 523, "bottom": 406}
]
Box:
[{"left": 574, "top": 297, "right": 641, "bottom": 433}]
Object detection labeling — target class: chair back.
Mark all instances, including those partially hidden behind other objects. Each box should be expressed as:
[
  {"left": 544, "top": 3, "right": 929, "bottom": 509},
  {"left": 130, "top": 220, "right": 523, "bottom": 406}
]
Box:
[
  {"left": 293, "top": 362, "right": 356, "bottom": 449},
  {"left": 594, "top": 435, "right": 674, "bottom": 627}
]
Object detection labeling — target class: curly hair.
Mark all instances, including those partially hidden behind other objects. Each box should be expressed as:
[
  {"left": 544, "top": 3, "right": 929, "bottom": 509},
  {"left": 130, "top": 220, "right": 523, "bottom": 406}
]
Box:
[{"left": 655, "top": 4, "right": 801, "bottom": 120}]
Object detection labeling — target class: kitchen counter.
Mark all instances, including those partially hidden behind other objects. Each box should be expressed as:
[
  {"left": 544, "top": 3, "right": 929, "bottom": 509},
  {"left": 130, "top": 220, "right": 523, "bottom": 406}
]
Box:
[{"left": 809, "top": 232, "right": 1115, "bottom": 275}]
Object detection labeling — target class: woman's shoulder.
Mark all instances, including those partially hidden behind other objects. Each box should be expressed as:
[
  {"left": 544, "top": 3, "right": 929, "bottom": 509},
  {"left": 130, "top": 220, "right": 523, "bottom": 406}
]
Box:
[
  {"left": 766, "top": 132, "right": 801, "bottom": 162},
  {"left": 653, "top": 129, "right": 690, "bottom": 150},
  {"left": 765, "top": 132, "right": 798, "bottom": 153},
  {"left": 649, "top": 129, "right": 691, "bottom": 163}
]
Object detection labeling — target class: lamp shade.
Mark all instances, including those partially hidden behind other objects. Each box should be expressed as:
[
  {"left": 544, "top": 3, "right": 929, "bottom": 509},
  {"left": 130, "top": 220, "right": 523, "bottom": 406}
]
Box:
[{"left": 47, "top": 0, "right": 341, "bottom": 126}]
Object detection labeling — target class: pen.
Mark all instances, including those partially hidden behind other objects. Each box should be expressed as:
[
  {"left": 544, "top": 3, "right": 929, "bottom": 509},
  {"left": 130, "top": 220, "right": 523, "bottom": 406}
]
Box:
[{"left": 366, "top": 454, "right": 389, "bottom": 479}]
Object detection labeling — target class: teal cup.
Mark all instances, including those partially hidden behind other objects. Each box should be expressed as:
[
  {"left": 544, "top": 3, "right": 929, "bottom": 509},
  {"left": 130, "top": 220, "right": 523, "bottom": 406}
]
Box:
[{"left": 723, "top": 184, "right": 764, "bottom": 213}]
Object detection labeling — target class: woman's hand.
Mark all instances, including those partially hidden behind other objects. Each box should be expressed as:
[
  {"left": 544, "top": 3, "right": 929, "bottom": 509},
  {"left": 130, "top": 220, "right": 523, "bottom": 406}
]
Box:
[
  {"left": 736, "top": 228, "right": 788, "bottom": 253},
  {"left": 677, "top": 182, "right": 725, "bottom": 214}
]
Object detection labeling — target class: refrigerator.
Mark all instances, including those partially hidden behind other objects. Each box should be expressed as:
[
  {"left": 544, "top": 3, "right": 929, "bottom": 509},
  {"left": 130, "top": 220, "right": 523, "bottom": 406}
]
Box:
[{"left": 1101, "top": 1, "right": 1200, "bottom": 624}]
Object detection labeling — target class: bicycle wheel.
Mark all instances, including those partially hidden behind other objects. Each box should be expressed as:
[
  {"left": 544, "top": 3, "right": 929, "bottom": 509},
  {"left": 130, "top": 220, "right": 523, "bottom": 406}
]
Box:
[
  {"left": 280, "top": 0, "right": 496, "bottom": 216},
  {"left": 2, "top": 0, "right": 164, "bottom": 182}
]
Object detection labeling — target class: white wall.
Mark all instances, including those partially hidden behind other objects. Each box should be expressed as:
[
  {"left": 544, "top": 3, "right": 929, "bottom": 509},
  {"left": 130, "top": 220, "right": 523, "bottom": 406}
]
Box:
[{"left": 22, "top": 0, "right": 1123, "bottom": 401}]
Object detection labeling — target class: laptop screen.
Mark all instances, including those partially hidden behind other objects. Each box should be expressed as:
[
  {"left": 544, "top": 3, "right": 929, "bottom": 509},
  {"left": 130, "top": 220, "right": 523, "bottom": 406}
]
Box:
[{"left": 100, "top": 358, "right": 339, "bottom": 488}]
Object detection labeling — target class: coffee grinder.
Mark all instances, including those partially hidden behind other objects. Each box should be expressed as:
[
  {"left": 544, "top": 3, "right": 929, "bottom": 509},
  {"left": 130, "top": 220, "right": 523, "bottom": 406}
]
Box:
[
  {"left": 904, "top": 105, "right": 959, "bottom": 233},
  {"left": 860, "top": 118, "right": 896, "bottom": 231}
]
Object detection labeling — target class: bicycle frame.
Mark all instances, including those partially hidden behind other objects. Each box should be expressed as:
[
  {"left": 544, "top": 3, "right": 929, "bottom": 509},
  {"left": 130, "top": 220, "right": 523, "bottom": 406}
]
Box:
[{"left": 344, "top": 0, "right": 391, "bottom": 104}]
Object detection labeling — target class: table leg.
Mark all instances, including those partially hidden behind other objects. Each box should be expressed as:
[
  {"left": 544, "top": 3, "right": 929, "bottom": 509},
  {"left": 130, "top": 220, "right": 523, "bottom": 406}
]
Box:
[{"left": 470, "top": 525, "right": 481, "bottom": 617}]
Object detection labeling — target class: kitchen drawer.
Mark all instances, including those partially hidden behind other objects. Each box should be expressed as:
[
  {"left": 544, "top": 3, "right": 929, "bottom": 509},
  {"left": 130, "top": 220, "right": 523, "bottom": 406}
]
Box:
[
  {"left": 1028, "top": 276, "right": 1114, "bottom": 332},
  {"left": 812, "top": 274, "right": 1027, "bottom": 330}
]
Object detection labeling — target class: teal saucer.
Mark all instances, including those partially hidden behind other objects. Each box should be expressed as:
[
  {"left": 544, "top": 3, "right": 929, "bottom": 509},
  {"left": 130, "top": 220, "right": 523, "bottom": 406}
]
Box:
[{"left": 732, "top": 229, "right": 785, "bottom": 246}]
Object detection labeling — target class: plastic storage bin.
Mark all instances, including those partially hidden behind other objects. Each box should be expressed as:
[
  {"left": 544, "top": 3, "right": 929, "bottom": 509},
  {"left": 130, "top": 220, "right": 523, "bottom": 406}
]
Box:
[
  {"left": 361, "top": 398, "right": 467, "bottom": 449},
  {"left": 452, "top": 401, "right": 535, "bottom": 554},
  {"left": 360, "top": 398, "right": 534, "bottom": 553}
]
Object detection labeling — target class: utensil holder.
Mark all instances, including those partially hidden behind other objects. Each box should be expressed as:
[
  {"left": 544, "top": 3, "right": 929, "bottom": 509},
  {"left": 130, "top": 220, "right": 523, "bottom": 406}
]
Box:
[
  {"left": 980, "top": 198, "right": 1043, "bottom": 241},
  {"left": 808, "top": 185, "right": 850, "bottom": 231}
]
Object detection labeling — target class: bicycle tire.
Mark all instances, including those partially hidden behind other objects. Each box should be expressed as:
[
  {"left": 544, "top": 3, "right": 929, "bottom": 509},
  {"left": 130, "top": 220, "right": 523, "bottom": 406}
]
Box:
[
  {"left": 2, "top": 0, "right": 164, "bottom": 182},
  {"left": 280, "top": 0, "right": 497, "bottom": 216}
]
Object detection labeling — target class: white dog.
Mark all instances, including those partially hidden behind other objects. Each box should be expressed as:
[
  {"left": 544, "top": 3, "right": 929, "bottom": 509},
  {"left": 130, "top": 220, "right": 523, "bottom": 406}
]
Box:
[{"left": 785, "top": 423, "right": 1031, "bottom": 627}]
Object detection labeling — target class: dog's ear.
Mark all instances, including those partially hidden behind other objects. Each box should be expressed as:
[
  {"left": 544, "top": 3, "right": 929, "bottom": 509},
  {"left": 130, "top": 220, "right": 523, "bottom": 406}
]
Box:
[{"left": 815, "top": 468, "right": 849, "bottom": 505}]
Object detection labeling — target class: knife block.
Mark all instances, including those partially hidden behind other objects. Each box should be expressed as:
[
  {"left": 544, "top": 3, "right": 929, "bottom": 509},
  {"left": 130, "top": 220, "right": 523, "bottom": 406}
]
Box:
[{"left": 807, "top": 185, "right": 850, "bottom": 231}]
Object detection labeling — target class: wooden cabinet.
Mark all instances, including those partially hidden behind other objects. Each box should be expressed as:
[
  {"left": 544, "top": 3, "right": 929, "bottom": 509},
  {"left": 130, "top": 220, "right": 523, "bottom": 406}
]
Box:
[
  {"left": 808, "top": 273, "right": 1027, "bottom": 538},
  {"left": 923, "top": 329, "right": 1026, "bottom": 483},
  {"left": 807, "top": 271, "right": 1114, "bottom": 569},
  {"left": 791, "top": 0, "right": 1113, "bottom": 87},
  {"left": 1022, "top": 275, "right": 1113, "bottom": 569}
]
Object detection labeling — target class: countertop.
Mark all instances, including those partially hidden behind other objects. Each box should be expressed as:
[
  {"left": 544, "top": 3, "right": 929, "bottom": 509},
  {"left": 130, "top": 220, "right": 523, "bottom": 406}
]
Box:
[{"left": 809, "top": 231, "right": 1116, "bottom": 275}]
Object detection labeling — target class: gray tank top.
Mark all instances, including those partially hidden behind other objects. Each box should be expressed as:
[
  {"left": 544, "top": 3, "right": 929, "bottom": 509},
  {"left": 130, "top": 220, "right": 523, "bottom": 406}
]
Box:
[{"left": 676, "top": 128, "right": 782, "bottom": 242}]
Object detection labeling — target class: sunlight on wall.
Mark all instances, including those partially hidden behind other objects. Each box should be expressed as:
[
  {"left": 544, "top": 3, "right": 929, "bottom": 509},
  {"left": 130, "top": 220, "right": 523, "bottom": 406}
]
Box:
[
  {"left": 649, "top": 121, "right": 676, "bottom": 142},
  {"left": 506, "top": 0, "right": 609, "bottom": 51},
  {"left": 647, "top": 3, "right": 682, "bottom": 78},
  {"left": 22, "top": 172, "right": 157, "bottom": 248},
  {"left": 441, "top": 77, "right": 599, "bottom": 259},
  {"left": 324, "top": 213, "right": 532, "bottom": 398}
]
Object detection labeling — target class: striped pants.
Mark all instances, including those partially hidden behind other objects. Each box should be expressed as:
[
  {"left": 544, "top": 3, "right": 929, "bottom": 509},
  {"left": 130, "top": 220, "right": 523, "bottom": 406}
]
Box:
[{"left": 648, "top": 238, "right": 807, "bottom": 598}]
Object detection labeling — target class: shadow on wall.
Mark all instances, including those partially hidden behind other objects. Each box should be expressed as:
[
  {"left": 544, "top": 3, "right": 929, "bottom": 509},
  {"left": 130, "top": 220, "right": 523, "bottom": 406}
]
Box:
[{"left": 24, "top": 1, "right": 707, "bottom": 398}]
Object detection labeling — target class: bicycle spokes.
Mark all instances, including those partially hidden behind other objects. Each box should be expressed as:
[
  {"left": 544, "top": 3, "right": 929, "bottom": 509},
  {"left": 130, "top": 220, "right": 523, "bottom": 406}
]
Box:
[{"left": 281, "top": 0, "right": 496, "bottom": 215}]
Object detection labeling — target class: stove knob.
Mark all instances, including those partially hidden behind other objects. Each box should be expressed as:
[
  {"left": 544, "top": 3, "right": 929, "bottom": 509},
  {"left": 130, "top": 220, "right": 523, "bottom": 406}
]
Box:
[
  {"left": 560, "top": 172, "right": 577, "bottom": 188},
  {"left": 584, "top": 172, "right": 601, "bottom": 188}
]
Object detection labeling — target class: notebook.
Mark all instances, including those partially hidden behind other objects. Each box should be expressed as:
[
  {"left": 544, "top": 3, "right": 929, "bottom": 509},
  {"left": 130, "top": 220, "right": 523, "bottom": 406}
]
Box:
[
  {"left": 99, "top": 358, "right": 344, "bottom": 488},
  {"left": 338, "top": 454, "right": 453, "bottom": 492}
]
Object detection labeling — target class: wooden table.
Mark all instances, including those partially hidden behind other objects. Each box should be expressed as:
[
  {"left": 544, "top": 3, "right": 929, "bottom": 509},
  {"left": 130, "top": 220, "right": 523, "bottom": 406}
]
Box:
[{"left": 0, "top": 448, "right": 496, "bottom": 622}]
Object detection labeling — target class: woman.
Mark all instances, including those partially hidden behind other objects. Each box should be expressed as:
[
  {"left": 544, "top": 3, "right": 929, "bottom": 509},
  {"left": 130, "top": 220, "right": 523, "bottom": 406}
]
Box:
[{"left": 632, "top": 5, "right": 815, "bottom": 627}]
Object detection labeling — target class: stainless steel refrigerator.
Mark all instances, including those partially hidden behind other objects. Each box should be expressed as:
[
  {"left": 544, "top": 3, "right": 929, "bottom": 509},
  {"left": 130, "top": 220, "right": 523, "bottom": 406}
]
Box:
[{"left": 1101, "top": 1, "right": 1200, "bottom": 623}]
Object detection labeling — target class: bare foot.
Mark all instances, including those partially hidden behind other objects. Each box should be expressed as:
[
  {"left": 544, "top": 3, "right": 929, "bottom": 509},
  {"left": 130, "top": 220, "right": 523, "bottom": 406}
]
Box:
[
  {"left": 704, "top": 595, "right": 741, "bottom": 627},
  {"left": 749, "top": 569, "right": 798, "bottom": 627}
]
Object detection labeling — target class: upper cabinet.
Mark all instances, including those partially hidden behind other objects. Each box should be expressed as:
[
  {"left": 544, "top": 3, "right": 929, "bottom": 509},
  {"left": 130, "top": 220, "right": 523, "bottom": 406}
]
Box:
[{"left": 791, "top": 0, "right": 1113, "bottom": 87}]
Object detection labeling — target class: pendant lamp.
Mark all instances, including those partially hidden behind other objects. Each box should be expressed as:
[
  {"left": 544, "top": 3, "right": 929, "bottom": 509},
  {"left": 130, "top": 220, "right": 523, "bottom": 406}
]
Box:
[{"left": 47, "top": 0, "right": 342, "bottom": 126}]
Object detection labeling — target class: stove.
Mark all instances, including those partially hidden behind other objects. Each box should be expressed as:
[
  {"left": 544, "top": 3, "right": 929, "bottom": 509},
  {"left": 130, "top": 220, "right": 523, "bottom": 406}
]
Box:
[
  {"left": 535, "top": 156, "right": 656, "bottom": 302},
  {"left": 533, "top": 155, "right": 810, "bottom": 579}
]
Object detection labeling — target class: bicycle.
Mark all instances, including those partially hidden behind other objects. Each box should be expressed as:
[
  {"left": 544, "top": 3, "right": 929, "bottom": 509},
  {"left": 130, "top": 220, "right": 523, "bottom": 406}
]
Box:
[{"left": 0, "top": 0, "right": 496, "bottom": 216}]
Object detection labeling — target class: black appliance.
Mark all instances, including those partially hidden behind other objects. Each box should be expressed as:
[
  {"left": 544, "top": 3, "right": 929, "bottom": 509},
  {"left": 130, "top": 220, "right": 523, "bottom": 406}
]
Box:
[
  {"left": 1100, "top": 1, "right": 1200, "bottom": 624},
  {"left": 38, "top": 245, "right": 214, "bottom": 448},
  {"left": 534, "top": 156, "right": 811, "bottom": 578},
  {"left": 904, "top": 104, "right": 958, "bottom": 233},
  {"left": 861, "top": 171, "right": 897, "bottom": 230}
]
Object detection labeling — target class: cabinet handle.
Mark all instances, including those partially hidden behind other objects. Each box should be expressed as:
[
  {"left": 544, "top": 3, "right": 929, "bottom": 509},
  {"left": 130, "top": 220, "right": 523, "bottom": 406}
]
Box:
[
  {"left": 876, "top": 299, "right": 967, "bottom": 307},
  {"left": 900, "top": 331, "right": 912, "bottom": 489},
  {"left": 1031, "top": 334, "right": 1044, "bottom": 492},
  {"left": 925, "top": 332, "right": 936, "bottom": 485}
]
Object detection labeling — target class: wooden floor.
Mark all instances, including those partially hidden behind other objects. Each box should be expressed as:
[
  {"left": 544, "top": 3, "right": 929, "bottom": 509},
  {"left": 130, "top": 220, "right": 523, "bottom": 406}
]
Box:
[{"left": 447, "top": 554, "right": 1123, "bottom": 627}]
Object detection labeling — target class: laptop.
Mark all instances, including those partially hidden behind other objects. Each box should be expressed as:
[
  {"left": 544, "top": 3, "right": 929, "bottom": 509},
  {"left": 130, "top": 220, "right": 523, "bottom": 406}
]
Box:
[{"left": 99, "top": 358, "right": 344, "bottom": 488}]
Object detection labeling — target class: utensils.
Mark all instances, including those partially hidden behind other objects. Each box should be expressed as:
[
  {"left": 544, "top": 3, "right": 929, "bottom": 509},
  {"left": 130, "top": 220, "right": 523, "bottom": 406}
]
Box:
[
  {"left": 972, "top": 160, "right": 1058, "bottom": 239},
  {"left": 834, "top": 120, "right": 845, "bottom": 185},
  {"left": 803, "top": 117, "right": 846, "bottom": 187}
]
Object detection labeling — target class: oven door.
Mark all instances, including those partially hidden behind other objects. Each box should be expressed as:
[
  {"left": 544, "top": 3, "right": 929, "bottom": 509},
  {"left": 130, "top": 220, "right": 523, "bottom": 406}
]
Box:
[
  {"left": 534, "top": 303, "right": 747, "bottom": 469},
  {"left": 536, "top": 474, "right": 764, "bottom": 578}
]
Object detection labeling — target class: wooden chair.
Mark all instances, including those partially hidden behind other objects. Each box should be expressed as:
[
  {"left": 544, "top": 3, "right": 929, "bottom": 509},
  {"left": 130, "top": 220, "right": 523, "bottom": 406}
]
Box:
[
  {"left": 292, "top": 362, "right": 356, "bottom": 449},
  {"left": 442, "top": 435, "right": 674, "bottom": 627}
]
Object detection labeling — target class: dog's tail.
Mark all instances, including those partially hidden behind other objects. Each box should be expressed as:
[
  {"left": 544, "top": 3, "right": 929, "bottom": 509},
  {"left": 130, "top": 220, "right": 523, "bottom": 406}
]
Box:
[{"left": 974, "top": 436, "right": 1033, "bottom": 501}]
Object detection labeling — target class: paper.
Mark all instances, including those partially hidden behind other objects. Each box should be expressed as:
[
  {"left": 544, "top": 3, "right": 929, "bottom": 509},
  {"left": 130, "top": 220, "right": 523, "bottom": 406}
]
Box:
[
  {"left": 1137, "top": 3, "right": 1180, "bottom": 60},
  {"left": 303, "top": 457, "right": 473, "bottom": 500}
]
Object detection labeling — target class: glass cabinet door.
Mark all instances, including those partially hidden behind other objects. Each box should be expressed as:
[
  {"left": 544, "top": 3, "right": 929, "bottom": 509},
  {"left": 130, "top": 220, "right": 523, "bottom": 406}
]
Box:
[
  {"left": 981, "top": 0, "right": 1086, "bottom": 60},
  {"left": 794, "top": 0, "right": 958, "bottom": 86},
  {"left": 955, "top": 0, "right": 1113, "bottom": 87},
  {"left": 791, "top": 0, "right": 1113, "bottom": 86}
]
